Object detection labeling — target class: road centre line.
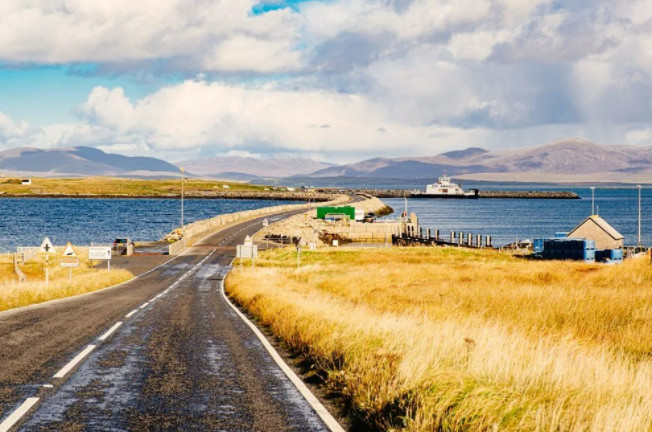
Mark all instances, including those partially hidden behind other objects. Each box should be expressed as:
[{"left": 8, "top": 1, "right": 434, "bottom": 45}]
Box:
[
  {"left": 0, "top": 397, "right": 40, "bottom": 432},
  {"left": 97, "top": 322, "right": 123, "bottom": 342},
  {"left": 53, "top": 345, "right": 96, "bottom": 379}
]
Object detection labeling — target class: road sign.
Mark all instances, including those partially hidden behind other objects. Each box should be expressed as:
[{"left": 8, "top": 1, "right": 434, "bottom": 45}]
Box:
[
  {"left": 40, "top": 237, "right": 56, "bottom": 254},
  {"left": 89, "top": 246, "right": 112, "bottom": 260},
  {"left": 237, "top": 244, "right": 258, "bottom": 259},
  {"left": 60, "top": 256, "right": 79, "bottom": 267},
  {"left": 61, "top": 242, "right": 77, "bottom": 257}
]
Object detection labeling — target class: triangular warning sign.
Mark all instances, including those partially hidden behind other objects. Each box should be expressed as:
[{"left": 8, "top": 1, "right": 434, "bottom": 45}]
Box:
[
  {"left": 40, "top": 237, "right": 56, "bottom": 253},
  {"left": 61, "top": 242, "right": 76, "bottom": 257}
]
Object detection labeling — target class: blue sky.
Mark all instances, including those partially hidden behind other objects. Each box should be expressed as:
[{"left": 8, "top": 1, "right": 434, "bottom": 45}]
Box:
[
  {"left": 0, "top": 0, "right": 650, "bottom": 162},
  {"left": 0, "top": 66, "right": 171, "bottom": 124}
]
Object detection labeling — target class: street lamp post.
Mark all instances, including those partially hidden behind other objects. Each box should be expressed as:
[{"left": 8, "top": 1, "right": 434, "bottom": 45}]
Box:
[
  {"left": 590, "top": 186, "right": 595, "bottom": 215},
  {"left": 637, "top": 185, "right": 642, "bottom": 246},
  {"left": 180, "top": 167, "right": 185, "bottom": 229}
]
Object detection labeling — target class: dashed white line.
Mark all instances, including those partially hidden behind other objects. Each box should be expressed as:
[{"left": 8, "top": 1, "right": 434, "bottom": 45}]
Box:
[
  {"left": 0, "top": 397, "right": 40, "bottom": 432},
  {"left": 53, "top": 345, "right": 96, "bottom": 379},
  {"left": 138, "top": 302, "right": 150, "bottom": 309},
  {"left": 97, "top": 322, "right": 123, "bottom": 342},
  {"left": 125, "top": 309, "right": 138, "bottom": 318}
]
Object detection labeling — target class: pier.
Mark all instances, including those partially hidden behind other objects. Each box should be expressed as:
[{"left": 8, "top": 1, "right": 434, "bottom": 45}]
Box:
[
  {"left": 340, "top": 189, "right": 580, "bottom": 199},
  {"left": 393, "top": 226, "right": 493, "bottom": 248}
]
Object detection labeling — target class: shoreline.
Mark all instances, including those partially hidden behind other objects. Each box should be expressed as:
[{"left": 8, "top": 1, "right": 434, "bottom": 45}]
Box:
[
  {"left": 342, "top": 189, "right": 580, "bottom": 199},
  {"left": 0, "top": 191, "right": 333, "bottom": 201}
]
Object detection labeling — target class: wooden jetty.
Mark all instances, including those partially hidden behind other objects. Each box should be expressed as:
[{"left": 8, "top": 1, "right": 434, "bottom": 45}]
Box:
[{"left": 393, "top": 226, "right": 493, "bottom": 248}]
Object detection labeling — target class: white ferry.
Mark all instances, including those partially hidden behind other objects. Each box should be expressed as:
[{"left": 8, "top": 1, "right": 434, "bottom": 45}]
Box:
[{"left": 411, "top": 174, "right": 479, "bottom": 199}]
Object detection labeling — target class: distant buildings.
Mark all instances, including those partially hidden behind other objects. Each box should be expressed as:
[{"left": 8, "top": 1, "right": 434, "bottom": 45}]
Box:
[{"left": 21, "top": 178, "right": 31, "bottom": 185}]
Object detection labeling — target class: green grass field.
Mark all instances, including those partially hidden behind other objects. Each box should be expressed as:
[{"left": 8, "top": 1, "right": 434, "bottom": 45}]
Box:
[{"left": 0, "top": 177, "right": 269, "bottom": 197}]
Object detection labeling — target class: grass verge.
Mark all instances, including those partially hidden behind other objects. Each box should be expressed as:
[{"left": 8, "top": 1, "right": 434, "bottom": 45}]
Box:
[
  {"left": 0, "top": 252, "right": 132, "bottom": 312},
  {"left": 226, "top": 247, "right": 652, "bottom": 431}
]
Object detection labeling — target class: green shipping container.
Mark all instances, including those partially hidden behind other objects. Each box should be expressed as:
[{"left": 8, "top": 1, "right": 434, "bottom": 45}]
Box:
[{"left": 316, "top": 206, "right": 356, "bottom": 220}]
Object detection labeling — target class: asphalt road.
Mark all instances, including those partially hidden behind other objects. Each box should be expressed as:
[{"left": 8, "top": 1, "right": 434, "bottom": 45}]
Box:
[{"left": 0, "top": 210, "right": 335, "bottom": 431}]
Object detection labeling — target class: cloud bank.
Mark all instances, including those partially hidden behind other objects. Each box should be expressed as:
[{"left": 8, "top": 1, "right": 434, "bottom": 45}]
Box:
[{"left": 0, "top": 0, "right": 651, "bottom": 160}]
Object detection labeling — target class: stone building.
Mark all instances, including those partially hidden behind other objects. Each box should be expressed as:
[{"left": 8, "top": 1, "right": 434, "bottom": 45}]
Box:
[{"left": 567, "top": 215, "right": 624, "bottom": 250}]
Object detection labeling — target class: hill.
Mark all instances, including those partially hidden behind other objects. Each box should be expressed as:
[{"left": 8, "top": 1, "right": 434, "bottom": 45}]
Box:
[
  {"left": 0, "top": 146, "right": 181, "bottom": 177},
  {"left": 309, "top": 138, "right": 652, "bottom": 183},
  {"left": 177, "top": 156, "right": 335, "bottom": 179}
]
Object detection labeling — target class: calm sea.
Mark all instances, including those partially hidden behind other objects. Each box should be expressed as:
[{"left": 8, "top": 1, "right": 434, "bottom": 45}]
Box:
[
  {"left": 382, "top": 185, "right": 651, "bottom": 246},
  {"left": 0, "top": 198, "right": 297, "bottom": 252}
]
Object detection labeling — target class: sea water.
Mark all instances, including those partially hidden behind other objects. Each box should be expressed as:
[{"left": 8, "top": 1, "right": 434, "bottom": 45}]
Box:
[
  {"left": 0, "top": 198, "right": 299, "bottom": 252},
  {"left": 382, "top": 186, "right": 651, "bottom": 246}
]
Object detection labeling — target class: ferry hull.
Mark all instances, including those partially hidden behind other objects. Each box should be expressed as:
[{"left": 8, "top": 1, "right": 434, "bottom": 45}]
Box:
[
  {"left": 410, "top": 189, "right": 479, "bottom": 199},
  {"left": 410, "top": 193, "right": 479, "bottom": 199}
]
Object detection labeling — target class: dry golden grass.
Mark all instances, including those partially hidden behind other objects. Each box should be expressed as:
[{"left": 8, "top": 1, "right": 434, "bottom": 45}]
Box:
[
  {"left": 226, "top": 247, "right": 652, "bottom": 431},
  {"left": 0, "top": 176, "right": 266, "bottom": 196},
  {"left": 0, "top": 251, "right": 132, "bottom": 312}
]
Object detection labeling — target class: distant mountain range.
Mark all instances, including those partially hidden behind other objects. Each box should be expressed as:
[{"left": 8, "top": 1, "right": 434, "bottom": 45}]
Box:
[
  {"left": 309, "top": 139, "right": 652, "bottom": 183},
  {"left": 1, "top": 139, "right": 651, "bottom": 183},
  {"left": 0, "top": 146, "right": 180, "bottom": 177},
  {"left": 177, "top": 156, "right": 335, "bottom": 179}
]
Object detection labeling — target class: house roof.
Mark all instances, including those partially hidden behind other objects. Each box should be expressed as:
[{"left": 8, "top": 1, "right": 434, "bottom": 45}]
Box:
[{"left": 569, "top": 215, "right": 624, "bottom": 240}]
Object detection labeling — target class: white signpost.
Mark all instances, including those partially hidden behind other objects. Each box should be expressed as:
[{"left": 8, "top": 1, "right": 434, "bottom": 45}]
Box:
[
  {"left": 237, "top": 235, "right": 258, "bottom": 267},
  {"left": 62, "top": 242, "right": 77, "bottom": 257},
  {"left": 59, "top": 243, "right": 78, "bottom": 282},
  {"left": 89, "top": 246, "right": 112, "bottom": 273},
  {"left": 40, "top": 237, "right": 56, "bottom": 286},
  {"left": 40, "top": 237, "right": 56, "bottom": 254},
  {"left": 89, "top": 246, "right": 112, "bottom": 260}
]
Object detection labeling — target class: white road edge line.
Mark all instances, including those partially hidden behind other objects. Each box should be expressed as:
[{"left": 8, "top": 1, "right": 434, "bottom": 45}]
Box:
[
  {"left": 125, "top": 309, "right": 138, "bottom": 318},
  {"left": 98, "top": 322, "right": 123, "bottom": 342},
  {"left": 53, "top": 345, "right": 96, "bottom": 379},
  {"left": 219, "top": 277, "right": 345, "bottom": 432},
  {"left": 0, "top": 397, "right": 39, "bottom": 432}
]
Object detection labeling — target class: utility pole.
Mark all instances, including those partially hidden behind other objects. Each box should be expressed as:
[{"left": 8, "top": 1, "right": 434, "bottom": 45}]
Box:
[
  {"left": 637, "top": 185, "right": 642, "bottom": 247},
  {"left": 180, "top": 167, "right": 185, "bottom": 229},
  {"left": 590, "top": 186, "right": 595, "bottom": 215}
]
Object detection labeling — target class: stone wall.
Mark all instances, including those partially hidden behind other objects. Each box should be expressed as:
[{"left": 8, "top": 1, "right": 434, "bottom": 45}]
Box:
[
  {"left": 166, "top": 194, "right": 350, "bottom": 255},
  {"left": 256, "top": 196, "right": 402, "bottom": 245}
]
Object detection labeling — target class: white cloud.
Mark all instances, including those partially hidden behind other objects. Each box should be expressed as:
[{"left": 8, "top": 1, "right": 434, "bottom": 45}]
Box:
[{"left": 1, "top": 0, "right": 652, "bottom": 161}]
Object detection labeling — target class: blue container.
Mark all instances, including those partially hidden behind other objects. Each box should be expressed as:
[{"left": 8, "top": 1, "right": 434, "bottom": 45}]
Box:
[
  {"left": 533, "top": 238, "right": 545, "bottom": 253},
  {"left": 542, "top": 238, "right": 595, "bottom": 262},
  {"left": 610, "top": 249, "right": 623, "bottom": 260}
]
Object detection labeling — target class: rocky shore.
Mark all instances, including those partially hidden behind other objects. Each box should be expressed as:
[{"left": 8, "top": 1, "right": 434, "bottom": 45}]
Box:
[{"left": 255, "top": 196, "right": 393, "bottom": 246}]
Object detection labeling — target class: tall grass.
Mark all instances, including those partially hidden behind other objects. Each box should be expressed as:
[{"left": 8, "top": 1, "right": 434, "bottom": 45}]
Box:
[
  {"left": 0, "top": 252, "right": 132, "bottom": 312},
  {"left": 226, "top": 247, "right": 652, "bottom": 431}
]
